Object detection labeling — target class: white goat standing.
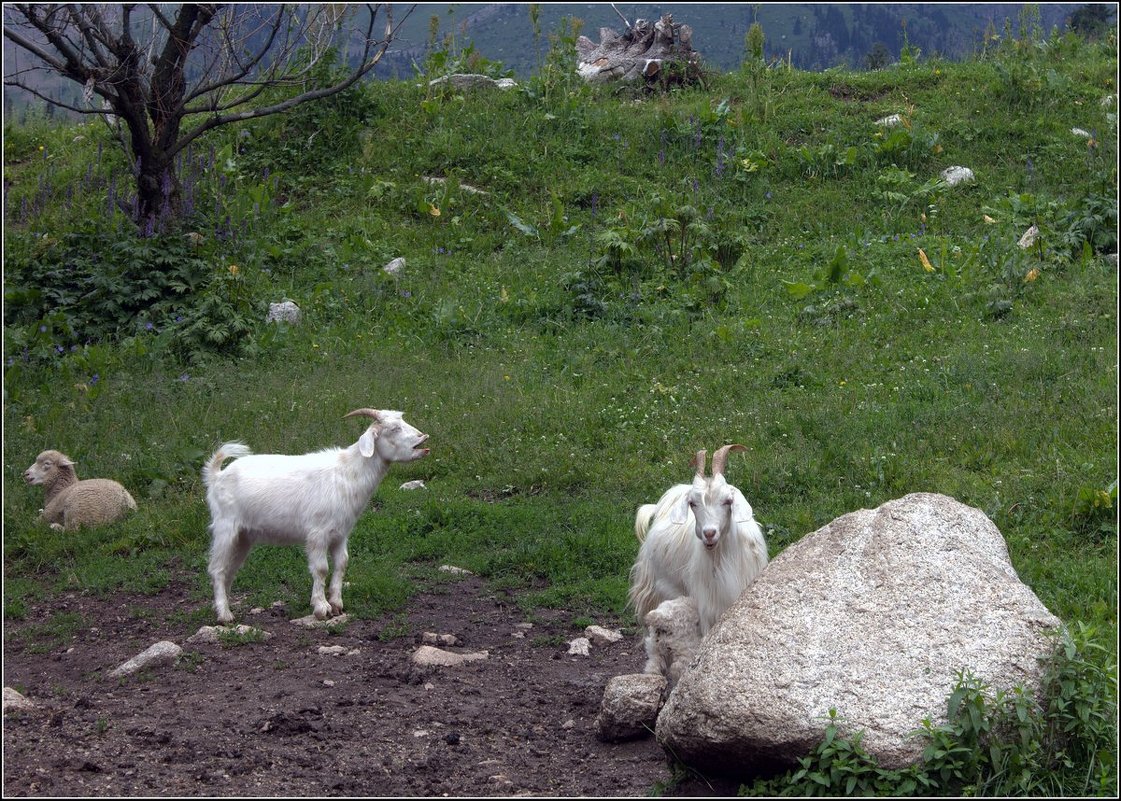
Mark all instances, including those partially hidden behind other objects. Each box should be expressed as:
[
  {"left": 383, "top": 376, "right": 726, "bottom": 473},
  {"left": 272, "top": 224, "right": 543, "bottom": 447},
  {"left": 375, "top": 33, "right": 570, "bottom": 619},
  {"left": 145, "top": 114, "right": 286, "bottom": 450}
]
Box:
[
  {"left": 202, "top": 408, "right": 430, "bottom": 624},
  {"left": 629, "top": 445, "right": 768, "bottom": 678}
]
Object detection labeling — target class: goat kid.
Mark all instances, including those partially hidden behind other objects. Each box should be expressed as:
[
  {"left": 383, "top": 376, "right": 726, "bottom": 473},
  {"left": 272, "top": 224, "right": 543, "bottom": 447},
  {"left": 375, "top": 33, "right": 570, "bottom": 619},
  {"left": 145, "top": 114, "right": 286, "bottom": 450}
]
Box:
[
  {"left": 202, "top": 408, "right": 429, "bottom": 624},
  {"left": 629, "top": 445, "right": 768, "bottom": 677}
]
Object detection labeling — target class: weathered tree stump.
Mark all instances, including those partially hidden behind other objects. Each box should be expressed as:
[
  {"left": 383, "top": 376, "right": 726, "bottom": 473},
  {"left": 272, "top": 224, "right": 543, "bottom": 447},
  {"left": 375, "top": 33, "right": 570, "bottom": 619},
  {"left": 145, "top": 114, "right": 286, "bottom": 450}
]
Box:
[{"left": 575, "top": 14, "right": 702, "bottom": 86}]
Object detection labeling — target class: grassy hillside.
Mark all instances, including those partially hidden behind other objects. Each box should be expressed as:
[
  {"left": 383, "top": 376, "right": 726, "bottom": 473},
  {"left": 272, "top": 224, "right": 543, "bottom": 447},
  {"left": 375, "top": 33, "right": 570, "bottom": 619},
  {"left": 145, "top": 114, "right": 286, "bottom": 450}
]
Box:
[{"left": 3, "top": 19, "right": 1117, "bottom": 795}]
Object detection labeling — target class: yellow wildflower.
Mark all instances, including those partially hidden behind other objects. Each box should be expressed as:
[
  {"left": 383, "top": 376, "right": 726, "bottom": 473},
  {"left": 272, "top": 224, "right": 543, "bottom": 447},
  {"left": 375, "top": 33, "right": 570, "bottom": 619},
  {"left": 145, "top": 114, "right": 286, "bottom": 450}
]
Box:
[
  {"left": 983, "top": 214, "right": 997, "bottom": 224},
  {"left": 1025, "top": 267, "right": 1041, "bottom": 282},
  {"left": 428, "top": 204, "right": 441, "bottom": 217},
  {"left": 228, "top": 264, "right": 239, "bottom": 276},
  {"left": 918, "top": 248, "right": 935, "bottom": 273}
]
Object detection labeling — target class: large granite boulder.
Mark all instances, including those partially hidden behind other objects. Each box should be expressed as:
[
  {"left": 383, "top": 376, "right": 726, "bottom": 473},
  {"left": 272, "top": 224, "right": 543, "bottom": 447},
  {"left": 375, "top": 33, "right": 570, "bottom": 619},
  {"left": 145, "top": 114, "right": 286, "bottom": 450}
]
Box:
[{"left": 656, "top": 492, "right": 1061, "bottom": 776}]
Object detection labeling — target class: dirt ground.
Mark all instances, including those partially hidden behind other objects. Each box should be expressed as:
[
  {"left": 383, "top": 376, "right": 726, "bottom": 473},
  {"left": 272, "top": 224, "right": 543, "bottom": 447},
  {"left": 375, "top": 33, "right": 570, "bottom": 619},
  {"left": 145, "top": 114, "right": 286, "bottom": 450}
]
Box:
[{"left": 2, "top": 571, "right": 743, "bottom": 797}]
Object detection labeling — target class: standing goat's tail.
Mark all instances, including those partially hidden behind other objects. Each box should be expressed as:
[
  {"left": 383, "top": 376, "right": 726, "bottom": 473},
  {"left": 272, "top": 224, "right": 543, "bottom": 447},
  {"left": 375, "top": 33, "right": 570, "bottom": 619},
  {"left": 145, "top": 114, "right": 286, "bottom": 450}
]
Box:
[
  {"left": 202, "top": 442, "right": 252, "bottom": 487},
  {"left": 634, "top": 503, "right": 658, "bottom": 543}
]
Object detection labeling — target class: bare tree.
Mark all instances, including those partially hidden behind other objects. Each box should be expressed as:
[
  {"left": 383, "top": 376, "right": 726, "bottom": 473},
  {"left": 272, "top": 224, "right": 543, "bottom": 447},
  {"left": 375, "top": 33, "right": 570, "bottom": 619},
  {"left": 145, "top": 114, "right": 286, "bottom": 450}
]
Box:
[{"left": 3, "top": 3, "right": 413, "bottom": 234}]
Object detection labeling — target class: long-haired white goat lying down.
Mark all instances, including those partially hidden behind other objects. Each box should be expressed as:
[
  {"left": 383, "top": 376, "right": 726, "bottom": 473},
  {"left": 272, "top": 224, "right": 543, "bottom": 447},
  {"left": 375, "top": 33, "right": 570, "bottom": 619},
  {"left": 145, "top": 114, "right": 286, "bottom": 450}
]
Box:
[
  {"left": 202, "top": 408, "right": 429, "bottom": 624},
  {"left": 629, "top": 445, "right": 768, "bottom": 678}
]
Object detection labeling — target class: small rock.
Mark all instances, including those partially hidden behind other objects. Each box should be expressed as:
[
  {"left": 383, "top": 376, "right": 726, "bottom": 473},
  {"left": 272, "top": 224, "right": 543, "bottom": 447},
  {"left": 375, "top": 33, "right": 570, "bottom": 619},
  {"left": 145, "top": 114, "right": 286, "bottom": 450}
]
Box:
[
  {"left": 874, "top": 113, "right": 903, "bottom": 127},
  {"left": 940, "top": 165, "right": 975, "bottom": 187},
  {"left": 438, "top": 565, "right": 473, "bottom": 576},
  {"left": 1071, "top": 127, "right": 1093, "bottom": 138},
  {"left": 561, "top": 718, "right": 575, "bottom": 730},
  {"left": 1018, "top": 224, "right": 1040, "bottom": 250},
  {"left": 445, "top": 731, "right": 461, "bottom": 745},
  {"left": 411, "top": 645, "right": 488, "bottom": 667},
  {"left": 595, "top": 673, "right": 667, "bottom": 742},
  {"left": 323, "top": 679, "right": 335, "bottom": 687},
  {"left": 399, "top": 479, "right": 426, "bottom": 490},
  {"left": 184, "top": 231, "right": 205, "bottom": 247},
  {"left": 383, "top": 257, "right": 406, "bottom": 275},
  {"left": 421, "top": 632, "right": 461, "bottom": 647},
  {"left": 187, "top": 624, "right": 271, "bottom": 645},
  {"left": 290, "top": 613, "right": 350, "bottom": 629},
  {"left": 266, "top": 300, "right": 301, "bottom": 325},
  {"left": 585, "top": 625, "right": 623, "bottom": 645},
  {"left": 567, "top": 637, "right": 591, "bottom": 656},
  {"left": 108, "top": 641, "right": 182, "bottom": 678},
  {"left": 3, "top": 687, "right": 35, "bottom": 714},
  {"left": 317, "top": 645, "right": 349, "bottom": 657},
  {"left": 249, "top": 607, "right": 264, "bottom": 615},
  {"left": 428, "top": 73, "right": 517, "bottom": 91}
]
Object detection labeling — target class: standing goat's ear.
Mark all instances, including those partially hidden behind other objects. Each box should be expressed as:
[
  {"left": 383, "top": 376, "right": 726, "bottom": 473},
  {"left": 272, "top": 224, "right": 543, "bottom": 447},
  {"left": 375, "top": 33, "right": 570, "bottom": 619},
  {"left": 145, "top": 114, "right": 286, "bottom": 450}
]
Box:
[
  {"left": 358, "top": 426, "right": 378, "bottom": 458},
  {"left": 669, "top": 492, "right": 692, "bottom": 525},
  {"left": 731, "top": 490, "right": 755, "bottom": 524}
]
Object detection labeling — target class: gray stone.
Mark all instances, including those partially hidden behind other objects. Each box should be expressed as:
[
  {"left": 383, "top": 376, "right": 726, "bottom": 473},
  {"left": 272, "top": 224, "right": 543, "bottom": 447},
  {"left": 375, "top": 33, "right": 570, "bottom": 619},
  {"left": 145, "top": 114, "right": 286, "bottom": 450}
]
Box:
[
  {"left": 567, "top": 637, "right": 591, "bottom": 656},
  {"left": 290, "top": 613, "right": 350, "bottom": 629},
  {"left": 187, "top": 624, "right": 271, "bottom": 645},
  {"left": 428, "top": 74, "right": 517, "bottom": 91},
  {"left": 399, "top": 479, "right": 426, "bottom": 490},
  {"left": 585, "top": 625, "right": 624, "bottom": 645},
  {"left": 3, "top": 687, "right": 35, "bottom": 714},
  {"left": 266, "top": 300, "right": 301, "bottom": 324},
  {"left": 411, "top": 645, "right": 488, "bottom": 667},
  {"left": 656, "top": 492, "right": 1061, "bottom": 776},
  {"left": 108, "top": 640, "right": 182, "bottom": 678},
  {"left": 595, "top": 673, "right": 668, "bottom": 742}
]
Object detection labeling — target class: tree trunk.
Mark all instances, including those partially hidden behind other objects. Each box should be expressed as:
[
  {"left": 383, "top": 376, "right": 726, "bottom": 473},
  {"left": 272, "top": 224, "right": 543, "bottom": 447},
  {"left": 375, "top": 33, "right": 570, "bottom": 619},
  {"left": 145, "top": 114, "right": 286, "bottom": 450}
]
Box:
[{"left": 575, "top": 14, "right": 702, "bottom": 85}]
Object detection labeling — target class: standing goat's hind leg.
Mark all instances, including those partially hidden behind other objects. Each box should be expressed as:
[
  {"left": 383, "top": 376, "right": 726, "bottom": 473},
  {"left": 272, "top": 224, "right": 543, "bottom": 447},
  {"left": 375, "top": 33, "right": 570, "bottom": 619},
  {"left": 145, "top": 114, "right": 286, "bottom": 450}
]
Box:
[
  {"left": 209, "top": 524, "right": 250, "bottom": 624},
  {"left": 306, "top": 534, "right": 333, "bottom": 620}
]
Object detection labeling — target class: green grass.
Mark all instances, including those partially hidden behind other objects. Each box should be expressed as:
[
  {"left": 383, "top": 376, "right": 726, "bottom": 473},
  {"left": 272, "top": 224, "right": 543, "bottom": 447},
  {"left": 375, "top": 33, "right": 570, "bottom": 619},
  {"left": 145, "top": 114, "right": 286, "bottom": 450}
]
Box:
[{"left": 2, "top": 26, "right": 1116, "bottom": 795}]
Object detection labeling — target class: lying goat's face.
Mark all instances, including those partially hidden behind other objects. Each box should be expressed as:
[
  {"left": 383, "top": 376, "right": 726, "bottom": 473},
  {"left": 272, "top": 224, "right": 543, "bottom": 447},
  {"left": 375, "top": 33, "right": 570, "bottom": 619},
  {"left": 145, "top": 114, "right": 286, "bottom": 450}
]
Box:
[{"left": 24, "top": 450, "right": 71, "bottom": 485}]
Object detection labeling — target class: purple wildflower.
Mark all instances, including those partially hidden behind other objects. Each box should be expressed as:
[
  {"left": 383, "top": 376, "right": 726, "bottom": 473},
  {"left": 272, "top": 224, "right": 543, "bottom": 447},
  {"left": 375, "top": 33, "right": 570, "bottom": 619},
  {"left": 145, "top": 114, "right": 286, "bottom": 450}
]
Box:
[
  {"left": 90, "top": 373, "right": 100, "bottom": 384},
  {"left": 177, "top": 373, "right": 190, "bottom": 382}
]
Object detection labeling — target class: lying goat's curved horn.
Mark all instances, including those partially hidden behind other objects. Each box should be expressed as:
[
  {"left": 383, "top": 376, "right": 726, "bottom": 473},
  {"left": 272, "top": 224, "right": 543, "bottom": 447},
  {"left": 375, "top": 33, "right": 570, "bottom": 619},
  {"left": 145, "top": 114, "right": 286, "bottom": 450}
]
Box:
[
  {"left": 711, "top": 444, "right": 747, "bottom": 476},
  {"left": 690, "top": 449, "right": 708, "bottom": 478},
  {"left": 343, "top": 408, "right": 381, "bottom": 421}
]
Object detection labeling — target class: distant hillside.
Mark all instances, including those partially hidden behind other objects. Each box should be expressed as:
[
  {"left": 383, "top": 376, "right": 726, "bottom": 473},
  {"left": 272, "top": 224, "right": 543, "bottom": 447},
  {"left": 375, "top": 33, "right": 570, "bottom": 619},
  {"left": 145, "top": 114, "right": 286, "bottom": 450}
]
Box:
[
  {"left": 376, "top": 2, "right": 1095, "bottom": 78},
  {"left": 3, "top": 3, "right": 1106, "bottom": 116}
]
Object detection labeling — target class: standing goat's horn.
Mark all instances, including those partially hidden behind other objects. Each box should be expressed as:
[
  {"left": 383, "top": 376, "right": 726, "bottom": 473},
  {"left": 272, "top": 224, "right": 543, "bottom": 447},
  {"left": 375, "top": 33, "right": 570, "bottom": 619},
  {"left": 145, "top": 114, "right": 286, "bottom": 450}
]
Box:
[
  {"left": 711, "top": 444, "right": 747, "bottom": 476},
  {"left": 690, "top": 449, "right": 708, "bottom": 477},
  {"left": 343, "top": 408, "right": 381, "bottom": 421}
]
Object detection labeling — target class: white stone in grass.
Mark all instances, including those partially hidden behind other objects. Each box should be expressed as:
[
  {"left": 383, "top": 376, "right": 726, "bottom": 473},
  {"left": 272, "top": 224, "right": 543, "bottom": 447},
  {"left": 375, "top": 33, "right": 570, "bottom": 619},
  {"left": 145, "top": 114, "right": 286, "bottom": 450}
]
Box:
[
  {"left": 266, "top": 300, "right": 301, "bottom": 324},
  {"left": 383, "top": 257, "right": 406, "bottom": 275},
  {"left": 399, "top": 479, "right": 426, "bottom": 490},
  {"left": 290, "top": 613, "right": 350, "bottom": 629},
  {"left": 439, "top": 565, "right": 474, "bottom": 576},
  {"left": 187, "top": 624, "right": 271, "bottom": 644},
  {"left": 1018, "top": 225, "right": 1040, "bottom": 250},
  {"left": 1071, "top": 127, "right": 1093, "bottom": 138},
  {"left": 874, "top": 113, "right": 904, "bottom": 127},
  {"left": 940, "top": 166, "right": 975, "bottom": 186}
]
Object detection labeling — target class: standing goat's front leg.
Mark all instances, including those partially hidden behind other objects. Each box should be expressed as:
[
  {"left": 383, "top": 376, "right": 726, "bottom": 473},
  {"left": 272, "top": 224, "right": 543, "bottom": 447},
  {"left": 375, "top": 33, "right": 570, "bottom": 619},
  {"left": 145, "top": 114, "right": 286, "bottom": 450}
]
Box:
[
  {"left": 306, "top": 534, "right": 333, "bottom": 620},
  {"left": 327, "top": 537, "right": 349, "bottom": 616}
]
